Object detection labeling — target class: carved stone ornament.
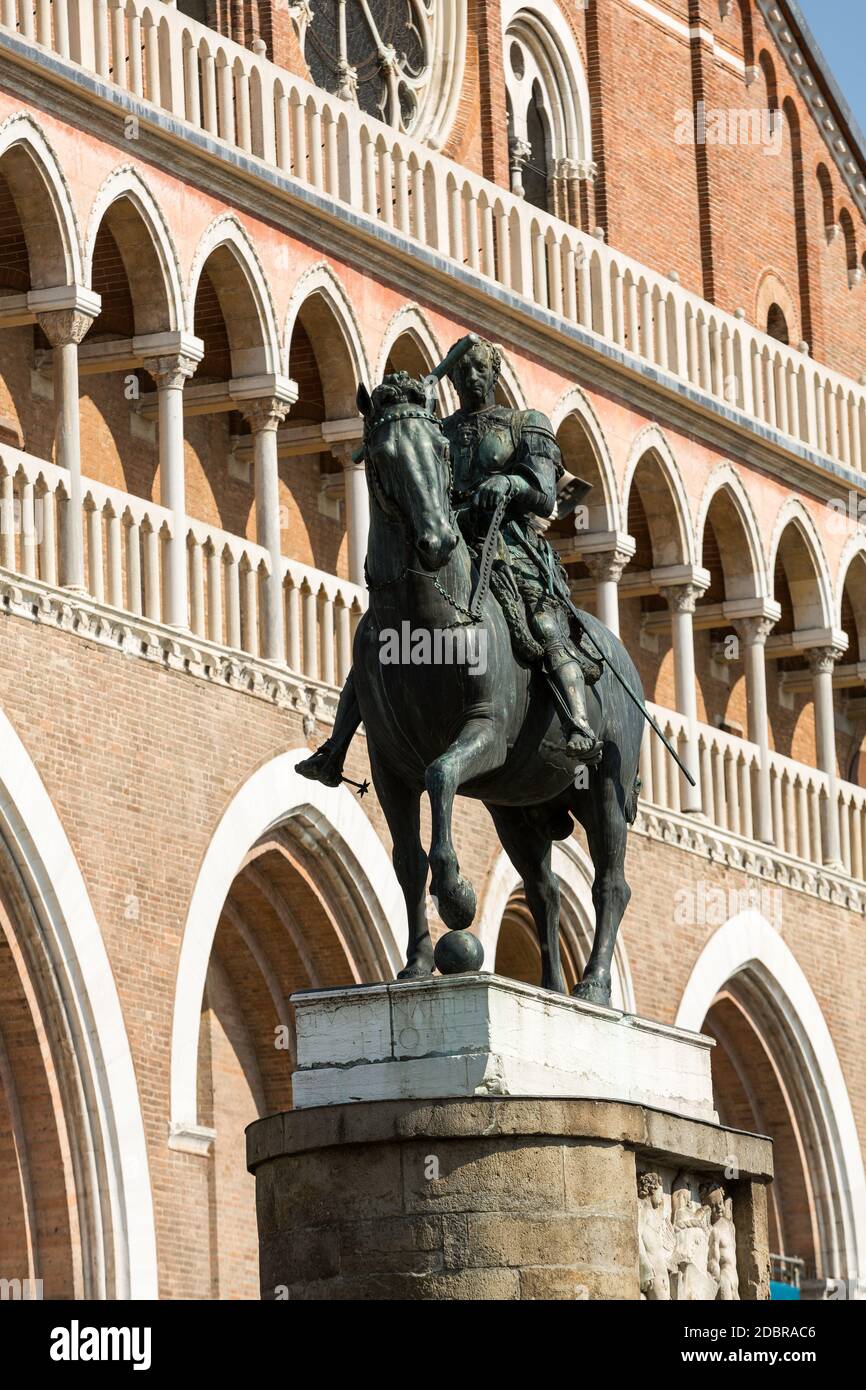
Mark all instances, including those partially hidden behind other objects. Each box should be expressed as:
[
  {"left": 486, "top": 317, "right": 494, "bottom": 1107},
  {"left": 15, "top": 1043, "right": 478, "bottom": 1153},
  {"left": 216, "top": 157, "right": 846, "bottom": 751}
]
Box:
[{"left": 637, "top": 1169, "right": 740, "bottom": 1301}]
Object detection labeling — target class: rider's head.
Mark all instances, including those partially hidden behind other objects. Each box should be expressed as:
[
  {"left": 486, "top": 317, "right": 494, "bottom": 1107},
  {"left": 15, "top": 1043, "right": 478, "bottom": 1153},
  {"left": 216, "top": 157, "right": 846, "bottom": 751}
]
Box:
[{"left": 448, "top": 338, "right": 501, "bottom": 412}]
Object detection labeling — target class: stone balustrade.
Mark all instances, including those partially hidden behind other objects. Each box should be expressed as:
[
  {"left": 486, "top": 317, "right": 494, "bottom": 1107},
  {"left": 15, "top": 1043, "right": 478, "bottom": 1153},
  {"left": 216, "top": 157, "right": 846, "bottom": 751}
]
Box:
[
  {"left": 642, "top": 701, "right": 866, "bottom": 879},
  {"left": 0, "top": 435, "right": 863, "bottom": 886},
  {"left": 2, "top": 0, "right": 866, "bottom": 477},
  {"left": 0, "top": 443, "right": 365, "bottom": 685}
]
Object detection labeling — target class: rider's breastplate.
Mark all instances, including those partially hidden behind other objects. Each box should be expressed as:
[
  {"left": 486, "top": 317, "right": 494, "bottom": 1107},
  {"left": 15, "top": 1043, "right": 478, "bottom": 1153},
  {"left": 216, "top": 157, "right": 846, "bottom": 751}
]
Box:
[{"left": 446, "top": 407, "right": 516, "bottom": 500}]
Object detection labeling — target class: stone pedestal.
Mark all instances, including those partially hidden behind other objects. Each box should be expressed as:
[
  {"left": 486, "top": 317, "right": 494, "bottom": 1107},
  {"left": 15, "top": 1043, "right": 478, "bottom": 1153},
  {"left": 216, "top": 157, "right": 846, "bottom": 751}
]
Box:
[
  {"left": 289, "top": 974, "right": 717, "bottom": 1122},
  {"left": 246, "top": 977, "right": 774, "bottom": 1301}
]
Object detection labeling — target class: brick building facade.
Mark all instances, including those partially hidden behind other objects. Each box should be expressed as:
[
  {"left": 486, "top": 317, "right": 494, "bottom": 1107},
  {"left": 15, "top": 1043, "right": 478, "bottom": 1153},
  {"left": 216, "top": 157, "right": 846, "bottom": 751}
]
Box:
[{"left": 0, "top": 0, "right": 864, "bottom": 1299}]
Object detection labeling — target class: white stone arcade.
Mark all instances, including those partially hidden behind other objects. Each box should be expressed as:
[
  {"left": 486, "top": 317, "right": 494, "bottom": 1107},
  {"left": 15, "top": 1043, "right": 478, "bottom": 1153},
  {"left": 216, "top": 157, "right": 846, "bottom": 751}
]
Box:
[{"left": 290, "top": 973, "right": 717, "bottom": 1124}]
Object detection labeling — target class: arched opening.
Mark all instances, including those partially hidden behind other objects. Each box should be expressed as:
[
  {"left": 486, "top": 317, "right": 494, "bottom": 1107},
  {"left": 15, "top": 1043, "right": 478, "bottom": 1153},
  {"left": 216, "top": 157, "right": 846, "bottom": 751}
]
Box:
[
  {"left": 495, "top": 887, "right": 581, "bottom": 991},
  {"left": 285, "top": 283, "right": 366, "bottom": 576},
  {"left": 707, "top": 990, "right": 817, "bottom": 1272},
  {"left": 504, "top": 4, "right": 593, "bottom": 224},
  {"left": 195, "top": 822, "right": 382, "bottom": 1298},
  {"left": 0, "top": 875, "right": 80, "bottom": 1298},
  {"left": 784, "top": 98, "right": 813, "bottom": 351},
  {"left": 767, "top": 302, "right": 790, "bottom": 343},
  {"left": 0, "top": 709, "right": 156, "bottom": 1298},
  {"left": 171, "top": 750, "right": 405, "bottom": 1296},
  {"left": 839, "top": 208, "right": 860, "bottom": 282},
  {"left": 620, "top": 444, "right": 691, "bottom": 708},
  {"left": 678, "top": 916, "right": 866, "bottom": 1298},
  {"left": 768, "top": 516, "right": 834, "bottom": 763},
  {"left": 817, "top": 164, "right": 835, "bottom": 238},
  {"left": 836, "top": 549, "right": 866, "bottom": 785},
  {"left": 74, "top": 193, "right": 182, "bottom": 501},
  {"left": 0, "top": 135, "right": 77, "bottom": 461},
  {"left": 550, "top": 399, "right": 619, "bottom": 617},
  {"left": 478, "top": 843, "right": 635, "bottom": 1011},
  {"left": 695, "top": 482, "right": 764, "bottom": 738},
  {"left": 384, "top": 328, "right": 433, "bottom": 382},
  {"left": 189, "top": 238, "right": 276, "bottom": 540}
]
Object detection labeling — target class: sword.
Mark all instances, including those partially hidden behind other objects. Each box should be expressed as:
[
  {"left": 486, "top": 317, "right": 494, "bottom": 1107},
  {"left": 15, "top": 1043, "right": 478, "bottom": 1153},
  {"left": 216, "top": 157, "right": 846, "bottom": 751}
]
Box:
[{"left": 568, "top": 606, "right": 697, "bottom": 788}]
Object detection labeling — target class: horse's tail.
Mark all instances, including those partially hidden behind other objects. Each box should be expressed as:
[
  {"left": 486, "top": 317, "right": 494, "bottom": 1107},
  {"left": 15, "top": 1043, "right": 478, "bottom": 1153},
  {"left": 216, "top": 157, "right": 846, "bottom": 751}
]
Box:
[{"left": 625, "top": 774, "right": 642, "bottom": 825}]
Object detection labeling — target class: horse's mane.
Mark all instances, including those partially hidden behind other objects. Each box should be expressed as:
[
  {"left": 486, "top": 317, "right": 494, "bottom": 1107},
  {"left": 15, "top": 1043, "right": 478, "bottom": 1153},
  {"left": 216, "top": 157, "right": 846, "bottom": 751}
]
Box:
[{"left": 368, "top": 371, "right": 431, "bottom": 416}]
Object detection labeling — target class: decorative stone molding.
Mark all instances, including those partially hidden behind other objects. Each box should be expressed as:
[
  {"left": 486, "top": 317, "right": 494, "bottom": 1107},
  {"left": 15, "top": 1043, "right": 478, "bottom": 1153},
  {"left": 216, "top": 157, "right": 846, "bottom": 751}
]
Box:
[
  {"left": 757, "top": 0, "right": 866, "bottom": 223},
  {"left": 807, "top": 644, "right": 845, "bottom": 676},
  {"left": 633, "top": 804, "right": 866, "bottom": 914},
  {"left": 167, "top": 1123, "right": 216, "bottom": 1157},
  {"left": 663, "top": 583, "right": 705, "bottom": 615},
  {"left": 0, "top": 568, "right": 340, "bottom": 727}
]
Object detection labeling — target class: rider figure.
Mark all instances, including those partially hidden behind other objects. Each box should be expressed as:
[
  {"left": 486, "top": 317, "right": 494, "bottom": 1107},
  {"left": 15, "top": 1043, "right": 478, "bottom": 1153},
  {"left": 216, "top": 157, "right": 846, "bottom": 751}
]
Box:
[{"left": 297, "top": 335, "right": 599, "bottom": 788}]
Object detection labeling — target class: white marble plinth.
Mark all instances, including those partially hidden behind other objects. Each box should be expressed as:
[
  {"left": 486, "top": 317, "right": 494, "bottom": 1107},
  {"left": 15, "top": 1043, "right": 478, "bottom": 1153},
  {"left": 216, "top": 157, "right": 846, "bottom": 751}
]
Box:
[{"left": 290, "top": 973, "right": 717, "bottom": 1123}]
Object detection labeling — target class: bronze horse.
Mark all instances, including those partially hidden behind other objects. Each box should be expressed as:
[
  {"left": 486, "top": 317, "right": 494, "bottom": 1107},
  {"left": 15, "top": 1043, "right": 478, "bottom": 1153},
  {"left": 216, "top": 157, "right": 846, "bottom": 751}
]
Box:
[{"left": 351, "top": 376, "right": 644, "bottom": 1006}]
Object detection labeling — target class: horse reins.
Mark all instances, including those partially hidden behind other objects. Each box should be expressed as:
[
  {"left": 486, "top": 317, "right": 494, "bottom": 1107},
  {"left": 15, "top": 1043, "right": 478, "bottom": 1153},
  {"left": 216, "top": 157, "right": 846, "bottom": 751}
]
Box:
[{"left": 362, "top": 401, "right": 509, "bottom": 625}]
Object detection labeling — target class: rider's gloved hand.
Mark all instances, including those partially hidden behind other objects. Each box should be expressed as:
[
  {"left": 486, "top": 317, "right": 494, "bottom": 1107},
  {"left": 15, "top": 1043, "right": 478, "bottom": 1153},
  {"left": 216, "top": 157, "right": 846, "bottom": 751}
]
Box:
[{"left": 471, "top": 474, "right": 515, "bottom": 524}]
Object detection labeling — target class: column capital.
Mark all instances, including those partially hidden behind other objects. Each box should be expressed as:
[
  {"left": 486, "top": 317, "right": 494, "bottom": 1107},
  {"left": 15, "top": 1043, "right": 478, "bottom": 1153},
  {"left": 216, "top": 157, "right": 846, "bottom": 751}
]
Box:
[
  {"left": 36, "top": 306, "right": 98, "bottom": 348},
  {"left": 732, "top": 615, "right": 777, "bottom": 647},
  {"left": 582, "top": 546, "right": 634, "bottom": 586},
  {"left": 242, "top": 397, "right": 289, "bottom": 434},
  {"left": 663, "top": 583, "right": 706, "bottom": 615},
  {"left": 142, "top": 352, "right": 199, "bottom": 390},
  {"left": 807, "top": 644, "right": 846, "bottom": 676},
  {"left": 330, "top": 439, "right": 365, "bottom": 470}
]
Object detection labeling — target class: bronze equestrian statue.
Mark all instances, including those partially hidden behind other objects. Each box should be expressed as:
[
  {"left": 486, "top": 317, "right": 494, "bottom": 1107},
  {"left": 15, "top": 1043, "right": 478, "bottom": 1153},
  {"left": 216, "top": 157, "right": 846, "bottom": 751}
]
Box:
[{"left": 298, "top": 335, "right": 646, "bottom": 1007}]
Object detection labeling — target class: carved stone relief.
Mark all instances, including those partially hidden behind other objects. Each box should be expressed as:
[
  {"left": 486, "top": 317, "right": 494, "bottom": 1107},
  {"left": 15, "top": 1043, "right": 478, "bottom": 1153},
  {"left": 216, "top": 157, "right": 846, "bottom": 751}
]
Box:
[{"left": 637, "top": 1168, "right": 740, "bottom": 1301}]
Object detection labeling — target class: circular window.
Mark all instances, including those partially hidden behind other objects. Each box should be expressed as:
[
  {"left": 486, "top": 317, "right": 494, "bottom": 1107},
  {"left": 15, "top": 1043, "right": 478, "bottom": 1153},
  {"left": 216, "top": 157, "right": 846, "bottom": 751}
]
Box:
[
  {"left": 297, "top": 1, "right": 465, "bottom": 144},
  {"left": 510, "top": 41, "right": 525, "bottom": 80},
  {"left": 304, "top": 0, "right": 431, "bottom": 131}
]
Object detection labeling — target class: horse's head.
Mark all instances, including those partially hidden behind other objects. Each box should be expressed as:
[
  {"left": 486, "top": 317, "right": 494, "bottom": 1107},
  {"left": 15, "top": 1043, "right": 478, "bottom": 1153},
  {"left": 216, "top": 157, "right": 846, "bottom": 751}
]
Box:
[{"left": 357, "top": 373, "right": 458, "bottom": 572}]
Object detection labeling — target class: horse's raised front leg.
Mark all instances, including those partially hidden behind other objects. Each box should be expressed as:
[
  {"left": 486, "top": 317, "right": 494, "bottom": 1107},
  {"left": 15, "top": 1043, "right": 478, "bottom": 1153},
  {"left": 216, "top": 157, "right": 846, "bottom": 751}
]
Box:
[
  {"left": 571, "top": 760, "right": 631, "bottom": 1007},
  {"left": 426, "top": 717, "right": 505, "bottom": 931},
  {"left": 488, "top": 806, "right": 567, "bottom": 994},
  {"left": 369, "top": 749, "right": 432, "bottom": 979}
]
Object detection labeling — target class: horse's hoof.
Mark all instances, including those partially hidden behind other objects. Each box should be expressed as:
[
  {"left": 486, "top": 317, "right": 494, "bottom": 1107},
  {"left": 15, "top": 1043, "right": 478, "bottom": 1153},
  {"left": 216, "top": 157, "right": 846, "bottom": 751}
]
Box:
[
  {"left": 396, "top": 959, "right": 434, "bottom": 980},
  {"left": 437, "top": 875, "right": 477, "bottom": 932},
  {"left": 572, "top": 976, "right": 612, "bottom": 1007}
]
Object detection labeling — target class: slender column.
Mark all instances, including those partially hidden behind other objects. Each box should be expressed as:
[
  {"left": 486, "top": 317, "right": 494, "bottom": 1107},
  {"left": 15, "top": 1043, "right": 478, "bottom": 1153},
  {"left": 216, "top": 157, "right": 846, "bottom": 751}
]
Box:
[
  {"left": 143, "top": 352, "right": 198, "bottom": 628},
  {"left": 36, "top": 307, "right": 97, "bottom": 590},
  {"left": 333, "top": 444, "right": 370, "bottom": 586},
  {"left": 734, "top": 616, "right": 776, "bottom": 844},
  {"left": 809, "top": 645, "right": 844, "bottom": 867},
  {"left": 244, "top": 397, "right": 289, "bottom": 663},
  {"left": 663, "top": 583, "right": 704, "bottom": 813},
  {"left": 508, "top": 136, "right": 532, "bottom": 200},
  {"left": 582, "top": 545, "right": 633, "bottom": 637}
]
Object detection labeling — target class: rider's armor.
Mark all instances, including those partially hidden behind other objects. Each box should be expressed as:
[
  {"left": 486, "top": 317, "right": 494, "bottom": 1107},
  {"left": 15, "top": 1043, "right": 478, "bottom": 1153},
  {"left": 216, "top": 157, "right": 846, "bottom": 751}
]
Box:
[{"left": 445, "top": 404, "right": 597, "bottom": 755}]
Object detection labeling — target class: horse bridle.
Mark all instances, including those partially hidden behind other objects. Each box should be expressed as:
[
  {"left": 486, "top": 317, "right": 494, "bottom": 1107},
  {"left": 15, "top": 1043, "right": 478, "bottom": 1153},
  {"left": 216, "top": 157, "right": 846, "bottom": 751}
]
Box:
[{"left": 361, "top": 400, "right": 508, "bottom": 623}]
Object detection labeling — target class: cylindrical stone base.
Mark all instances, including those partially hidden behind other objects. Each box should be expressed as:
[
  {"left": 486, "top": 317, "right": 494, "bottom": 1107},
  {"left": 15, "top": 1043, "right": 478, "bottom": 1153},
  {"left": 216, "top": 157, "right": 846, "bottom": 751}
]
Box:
[{"left": 247, "top": 1097, "right": 773, "bottom": 1301}]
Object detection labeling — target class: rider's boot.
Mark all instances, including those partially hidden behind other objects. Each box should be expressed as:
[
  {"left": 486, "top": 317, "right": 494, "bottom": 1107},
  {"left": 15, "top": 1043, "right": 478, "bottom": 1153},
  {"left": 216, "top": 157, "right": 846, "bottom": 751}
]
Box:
[
  {"left": 296, "top": 671, "right": 363, "bottom": 787},
  {"left": 543, "top": 645, "right": 602, "bottom": 764}
]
